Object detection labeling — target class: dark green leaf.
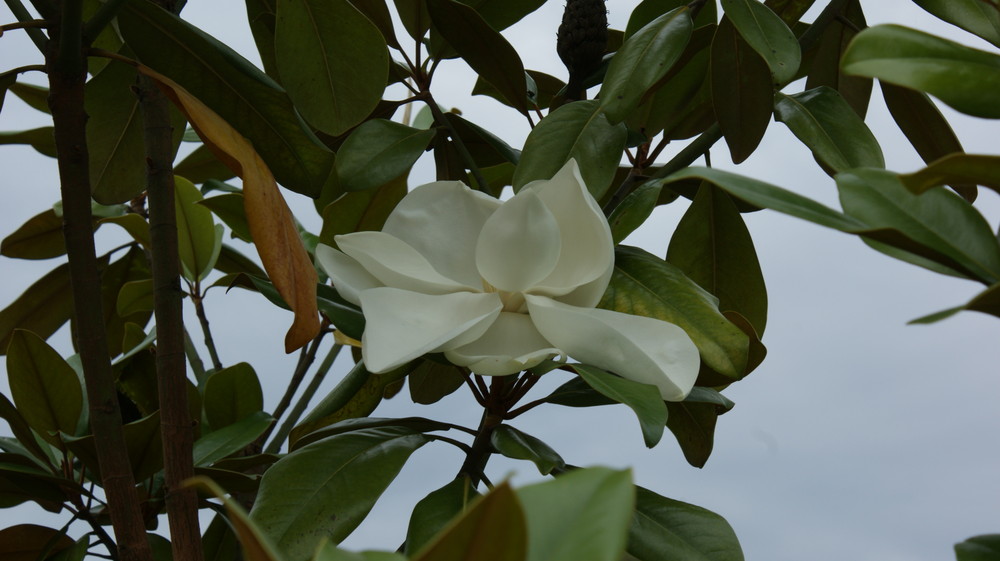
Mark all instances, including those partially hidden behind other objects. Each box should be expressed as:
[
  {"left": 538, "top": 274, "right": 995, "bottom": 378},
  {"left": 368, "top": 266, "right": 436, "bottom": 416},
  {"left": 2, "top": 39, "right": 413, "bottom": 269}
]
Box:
[
  {"left": 0, "top": 393, "right": 52, "bottom": 468},
  {"left": 0, "top": 127, "right": 57, "bottom": 157},
  {"left": 427, "top": 0, "right": 529, "bottom": 114},
  {"left": 194, "top": 411, "right": 273, "bottom": 466},
  {"left": 773, "top": 87, "right": 884, "bottom": 172},
  {"left": 116, "top": 279, "right": 155, "bottom": 317},
  {"left": 763, "top": 0, "right": 816, "bottom": 24},
  {"left": 101, "top": 214, "right": 152, "bottom": 250},
  {"left": 214, "top": 245, "right": 267, "bottom": 278},
  {"left": 711, "top": 19, "right": 773, "bottom": 163},
  {"left": 407, "top": 359, "right": 466, "bottom": 405},
  {"left": 600, "top": 246, "right": 749, "bottom": 378},
  {"left": 200, "top": 193, "right": 253, "bottom": 243},
  {"left": 317, "top": 284, "right": 366, "bottom": 340},
  {"left": 405, "top": 476, "right": 480, "bottom": 555},
  {"left": 119, "top": 1, "right": 334, "bottom": 196},
  {"left": 1, "top": 209, "right": 67, "bottom": 260},
  {"left": 629, "top": 486, "right": 744, "bottom": 561},
  {"left": 490, "top": 424, "right": 565, "bottom": 475},
  {"left": 841, "top": 24, "right": 1000, "bottom": 119},
  {"left": 513, "top": 100, "right": 627, "bottom": 200},
  {"left": 444, "top": 113, "right": 521, "bottom": 167},
  {"left": 0, "top": 524, "right": 75, "bottom": 561},
  {"left": 393, "top": 0, "right": 431, "bottom": 41},
  {"left": 667, "top": 184, "right": 767, "bottom": 336},
  {"left": 64, "top": 411, "right": 163, "bottom": 481},
  {"left": 517, "top": 468, "right": 633, "bottom": 561},
  {"left": 913, "top": 0, "right": 1000, "bottom": 48},
  {"left": 245, "top": 0, "right": 280, "bottom": 80},
  {"left": 7, "top": 82, "right": 50, "bottom": 114},
  {"left": 0, "top": 261, "right": 78, "bottom": 355},
  {"left": 6, "top": 330, "right": 82, "bottom": 447},
  {"left": 292, "top": 416, "right": 453, "bottom": 450},
  {"left": 275, "top": 0, "right": 389, "bottom": 135},
  {"left": 288, "top": 360, "right": 370, "bottom": 446},
  {"left": 473, "top": 70, "right": 566, "bottom": 111},
  {"left": 204, "top": 363, "right": 264, "bottom": 430},
  {"left": 599, "top": 6, "right": 694, "bottom": 124},
  {"left": 335, "top": 120, "right": 434, "bottom": 192},
  {"left": 665, "top": 395, "right": 728, "bottom": 468},
  {"left": 410, "top": 481, "right": 524, "bottom": 561},
  {"left": 955, "top": 534, "right": 1000, "bottom": 561},
  {"left": 899, "top": 154, "right": 1000, "bottom": 197},
  {"left": 804, "top": 1, "right": 870, "bottom": 117},
  {"left": 175, "top": 144, "right": 238, "bottom": 185},
  {"left": 608, "top": 181, "right": 661, "bottom": 244},
  {"left": 573, "top": 364, "right": 667, "bottom": 448},
  {"left": 721, "top": 0, "right": 799, "bottom": 84},
  {"left": 175, "top": 176, "right": 222, "bottom": 281},
  {"left": 188, "top": 476, "right": 285, "bottom": 561},
  {"left": 250, "top": 426, "right": 430, "bottom": 560},
  {"left": 543, "top": 376, "right": 616, "bottom": 408}
]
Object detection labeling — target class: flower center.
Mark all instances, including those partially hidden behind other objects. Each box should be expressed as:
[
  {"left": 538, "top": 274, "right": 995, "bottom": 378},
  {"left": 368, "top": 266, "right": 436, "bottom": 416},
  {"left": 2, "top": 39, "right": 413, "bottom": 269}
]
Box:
[{"left": 482, "top": 280, "right": 528, "bottom": 313}]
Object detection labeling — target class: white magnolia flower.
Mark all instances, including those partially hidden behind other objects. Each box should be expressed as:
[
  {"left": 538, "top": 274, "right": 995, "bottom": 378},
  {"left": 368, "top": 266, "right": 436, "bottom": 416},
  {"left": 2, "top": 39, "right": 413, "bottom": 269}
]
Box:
[{"left": 316, "top": 160, "right": 699, "bottom": 401}]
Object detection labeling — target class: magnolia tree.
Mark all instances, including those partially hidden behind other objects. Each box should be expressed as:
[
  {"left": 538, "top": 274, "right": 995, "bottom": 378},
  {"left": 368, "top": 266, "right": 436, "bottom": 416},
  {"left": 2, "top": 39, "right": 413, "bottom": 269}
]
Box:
[{"left": 1, "top": 0, "right": 999, "bottom": 559}]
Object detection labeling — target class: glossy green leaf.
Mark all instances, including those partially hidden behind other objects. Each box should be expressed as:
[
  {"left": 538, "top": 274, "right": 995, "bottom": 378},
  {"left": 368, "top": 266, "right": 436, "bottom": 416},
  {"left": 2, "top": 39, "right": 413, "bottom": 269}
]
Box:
[
  {"left": 7, "top": 82, "right": 50, "bottom": 114},
  {"left": 899, "top": 154, "right": 1000, "bottom": 197},
  {"left": 393, "top": 0, "right": 431, "bottom": 40},
  {"left": 91, "top": 246, "right": 152, "bottom": 358},
  {"left": 427, "top": 0, "right": 529, "bottom": 114},
  {"left": 721, "top": 0, "right": 800, "bottom": 84},
  {"left": 513, "top": 100, "right": 627, "bottom": 200},
  {"left": 473, "top": 70, "right": 566, "bottom": 111},
  {"left": 288, "top": 360, "right": 369, "bottom": 446},
  {"left": 913, "top": 0, "right": 1000, "bottom": 48},
  {"left": 665, "top": 388, "right": 735, "bottom": 467},
  {"left": 600, "top": 246, "right": 749, "bottom": 378},
  {"left": 572, "top": 364, "right": 667, "bottom": 447},
  {"left": 1, "top": 209, "right": 67, "bottom": 260},
  {"left": 625, "top": 0, "right": 715, "bottom": 39},
  {"left": 118, "top": 1, "right": 334, "bottom": 196},
  {"left": 543, "top": 376, "right": 616, "bottom": 408},
  {"left": 599, "top": 7, "right": 693, "bottom": 124},
  {"left": 275, "top": 0, "right": 389, "bottom": 135},
  {"left": 6, "top": 330, "right": 82, "bottom": 447},
  {"left": 189, "top": 476, "right": 286, "bottom": 561},
  {"left": 316, "top": 284, "right": 366, "bottom": 340},
  {"left": 804, "top": 1, "right": 870, "bottom": 117},
  {"left": 0, "top": 393, "right": 51, "bottom": 468},
  {"left": 518, "top": 468, "right": 633, "bottom": 561},
  {"left": 100, "top": 214, "right": 152, "bottom": 250},
  {"left": 116, "top": 279, "right": 155, "bottom": 317},
  {"left": 251, "top": 426, "right": 431, "bottom": 559},
  {"left": 837, "top": 168, "right": 1000, "bottom": 284},
  {"left": 214, "top": 245, "right": 267, "bottom": 278},
  {"left": 711, "top": 19, "right": 773, "bottom": 163},
  {"left": 773, "top": 86, "right": 884, "bottom": 173},
  {"left": 763, "top": 0, "right": 816, "bottom": 24},
  {"left": 608, "top": 182, "right": 661, "bottom": 244},
  {"left": 490, "top": 424, "right": 566, "bottom": 474},
  {"left": 204, "top": 362, "right": 264, "bottom": 430},
  {"left": 64, "top": 411, "right": 163, "bottom": 481},
  {"left": 0, "top": 523, "right": 75, "bottom": 561},
  {"left": 352, "top": 0, "right": 401, "bottom": 50},
  {"left": 175, "top": 144, "right": 238, "bottom": 185},
  {"left": 86, "top": 58, "right": 185, "bottom": 204},
  {"left": 0, "top": 261, "right": 77, "bottom": 354},
  {"left": 175, "top": 176, "right": 221, "bottom": 282},
  {"left": 293, "top": 416, "right": 452, "bottom": 450},
  {"left": 335, "top": 120, "right": 434, "bottom": 192},
  {"left": 194, "top": 411, "right": 273, "bottom": 466},
  {"left": 955, "top": 534, "right": 1000, "bottom": 561},
  {"left": 881, "top": 82, "right": 973, "bottom": 200},
  {"left": 314, "top": 542, "right": 407, "bottom": 561},
  {"left": 667, "top": 184, "right": 767, "bottom": 336},
  {"left": 444, "top": 113, "right": 521, "bottom": 167},
  {"left": 407, "top": 359, "right": 467, "bottom": 405},
  {"left": 460, "top": 0, "right": 546, "bottom": 30},
  {"left": 628, "top": 486, "right": 744, "bottom": 561},
  {"left": 0, "top": 127, "right": 57, "bottom": 157},
  {"left": 411, "top": 481, "right": 525, "bottom": 561},
  {"left": 200, "top": 193, "right": 253, "bottom": 243},
  {"left": 405, "top": 476, "right": 480, "bottom": 555},
  {"left": 841, "top": 24, "right": 1000, "bottom": 119}
]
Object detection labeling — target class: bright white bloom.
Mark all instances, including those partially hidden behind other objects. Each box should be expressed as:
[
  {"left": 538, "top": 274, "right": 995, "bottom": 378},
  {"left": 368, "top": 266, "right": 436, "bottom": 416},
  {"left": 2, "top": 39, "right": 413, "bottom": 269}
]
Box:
[{"left": 316, "top": 160, "right": 699, "bottom": 401}]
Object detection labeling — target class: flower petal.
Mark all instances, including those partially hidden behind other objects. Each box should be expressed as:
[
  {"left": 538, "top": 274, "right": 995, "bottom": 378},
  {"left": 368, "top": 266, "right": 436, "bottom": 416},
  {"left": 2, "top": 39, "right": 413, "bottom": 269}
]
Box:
[
  {"left": 337, "top": 231, "right": 476, "bottom": 294},
  {"left": 522, "top": 159, "right": 614, "bottom": 306},
  {"left": 525, "top": 295, "right": 699, "bottom": 401},
  {"left": 315, "top": 244, "right": 382, "bottom": 305},
  {"left": 476, "top": 189, "right": 561, "bottom": 293},
  {"left": 445, "top": 312, "right": 563, "bottom": 376},
  {"left": 383, "top": 180, "right": 501, "bottom": 287},
  {"left": 360, "top": 288, "right": 502, "bottom": 373}
]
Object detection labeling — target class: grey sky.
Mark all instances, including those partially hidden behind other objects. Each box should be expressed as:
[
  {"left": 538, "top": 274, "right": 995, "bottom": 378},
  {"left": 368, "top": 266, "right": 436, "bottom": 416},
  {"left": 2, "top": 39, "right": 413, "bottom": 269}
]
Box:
[{"left": 1, "top": 1, "right": 998, "bottom": 560}]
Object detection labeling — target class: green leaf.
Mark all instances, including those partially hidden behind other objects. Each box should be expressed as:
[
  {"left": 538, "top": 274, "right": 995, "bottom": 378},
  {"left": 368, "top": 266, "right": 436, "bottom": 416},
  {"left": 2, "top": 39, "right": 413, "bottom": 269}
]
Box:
[
  {"left": 407, "top": 359, "right": 466, "bottom": 405},
  {"left": 214, "top": 245, "right": 267, "bottom": 278},
  {"left": 513, "top": 100, "right": 627, "bottom": 200},
  {"left": 0, "top": 127, "right": 57, "bottom": 157},
  {"left": 608, "top": 182, "right": 661, "bottom": 244},
  {"left": 64, "top": 411, "right": 164, "bottom": 481},
  {"left": 573, "top": 365, "right": 667, "bottom": 448},
  {"left": 774, "top": 87, "right": 884, "bottom": 172},
  {"left": 275, "top": 0, "right": 389, "bottom": 135},
  {"left": 7, "top": 82, "right": 51, "bottom": 114},
  {"left": 837, "top": 168, "right": 1000, "bottom": 284},
  {"left": 444, "top": 113, "right": 521, "bottom": 167},
  {"left": 426, "top": 0, "right": 529, "bottom": 114},
  {"left": 411, "top": 481, "right": 525, "bottom": 561},
  {"left": 335, "top": 120, "right": 434, "bottom": 192},
  {"left": 913, "top": 0, "right": 1000, "bottom": 48},
  {"left": 841, "top": 24, "right": 1000, "bottom": 119},
  {"left": 0, "top": 524, "right": 75, "bottom": 561},
  {"left": 116, "top": 279, "right": 155, "bottom": 317},
  {"left": 711, "top": 19, "right": 773, "bottom": 163},
  {"left": 86, "top": 57, "right": 185, "bottom": 204},
  {"left": 899, "top": 154, "right": 1000, "bottom": 197},
  {"left": 1, "top": 209, "right": 68, "bottom": 260},
  {"left": 628, "top": 486, "right": 744, "bottom": 561},
  {"left": 0, "top": 393, "right": 52, "bottom": 468},
  {"left": 405, "top": 476, "right": 480, "bottom": 555},
  {"left": 517, "top": 468, "right": 633, "bottom": 561},
  {"left": 189, "top": 476, "right": 286, "bottom": 561},
  {"left": 600, "top": 246, "right": 750, "bottom": 378},
  {"left": 473, "top": 70, "right": 566, "bottom": 111},
  {"left": 599, "top": 6, "right": 694, "bottom": 124},
  {"left": 6, "top": 330, "right": 82, "bottom": 447},
  {"left": 292, "top": 416, "right": 453, "bottom": 451},
  {"left": 100, "top": 214, "right": 152, "bottom": 250},
  {"left": 250, "top": 426, "right": 430, "bottom": 560},
  {"left": 316, "top": 285, "right": 366, "bottom": 340},
  {"left": 803, "top": 1, "right": 870, "bottom": 117},
  {"left": 667, "top": 184, "right": 767, "bottom": 336},
  {"left": 721, "top": 0, "right": 800, "bottom": 84},
  {"left": 175, "top": 144, "right": 238, "bottom": 185},
  {"left": 118, "top": 1, "right": 334, "bottom": 196},
  {"left": 314, "top": 543, "right": 407, "bottom": 561},
  {"left": 194, "top": 411, "right": 273, "bottom": 466},
  {"left": 490, "top": 424, "right": 565, "bottom": 475},
  {"left": 175, "top": 176, "right": 221, "bottom": 282},
  {"left": 200, "top": 193, "right": 253, "bottom": 243},
  {"left": 543, "top": 376, "right": 616, "bottom": 408},
  {"left": 955, "top": 534, "right": 1000, "bottom": 561},
  {"left": 352, "top": 0, "right": 401, "bottom": 50},
  {"left": 0, "top": 261, "right": 77, "bottom": 355},
  {"left": 203, "top": 362, "right": 264, "bottom": 430}
]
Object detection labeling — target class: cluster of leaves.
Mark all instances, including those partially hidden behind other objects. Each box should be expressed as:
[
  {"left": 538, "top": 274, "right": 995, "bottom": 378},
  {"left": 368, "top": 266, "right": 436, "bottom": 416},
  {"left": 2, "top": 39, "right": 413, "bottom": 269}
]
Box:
[{"left": 1, "top": 0, "right": 998, "bottom": 559}]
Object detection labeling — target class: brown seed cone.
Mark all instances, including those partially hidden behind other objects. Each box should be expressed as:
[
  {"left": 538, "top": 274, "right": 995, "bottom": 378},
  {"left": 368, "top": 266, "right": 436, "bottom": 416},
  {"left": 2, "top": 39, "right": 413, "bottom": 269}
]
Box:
[{"left": 557, "top": 0, "right": 608, "bottom": 100}]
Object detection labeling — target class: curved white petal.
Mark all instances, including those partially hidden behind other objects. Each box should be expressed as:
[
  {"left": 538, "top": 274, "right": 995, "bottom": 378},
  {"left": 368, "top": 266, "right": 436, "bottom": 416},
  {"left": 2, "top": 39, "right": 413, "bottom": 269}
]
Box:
[
  {"left": 383, "top": 181, "right": 501, "bottom": 287},
  {"left": 337, "top": 231, "right": 476, "bottom": 294},
  {"left": 522, "top": 159, "right": 614, "bottom": 306},
  {"left": 476, "top": 189, "right": 561, "bottom": 293},
  {"left": 360, "top": 288, "right": 502, "bottom": 373},
  {"left": 315, "top": 244, "right": 382, "bottom": 305},
  {"left": 445, "top": 312, "right": 563, "bottom": 376},
  {"left": 525, "top": 295, "right": 699, "bottom": 401}
]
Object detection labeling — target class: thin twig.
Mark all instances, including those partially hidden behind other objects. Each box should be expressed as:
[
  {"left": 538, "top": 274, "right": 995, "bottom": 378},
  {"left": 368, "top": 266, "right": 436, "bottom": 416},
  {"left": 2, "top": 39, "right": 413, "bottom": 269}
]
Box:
[
  {"left": 265, "top": 341, "right": 343, "bottom": 453},
  {"left": 4, "top": 0, "right": 49, "bottom": 50},
  {"left": 190, "top": 283, "right": 223, "bottom": 371},
  {"left": 256, "top": 325, "right": 328, "bottom": 446}
]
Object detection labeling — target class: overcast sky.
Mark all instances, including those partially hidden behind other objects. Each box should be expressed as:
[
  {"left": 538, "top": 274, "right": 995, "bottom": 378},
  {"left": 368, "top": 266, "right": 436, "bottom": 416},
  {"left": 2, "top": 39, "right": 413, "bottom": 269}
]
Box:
[{"left": 1, "top": 1, "right": 999, "bottom": 560}]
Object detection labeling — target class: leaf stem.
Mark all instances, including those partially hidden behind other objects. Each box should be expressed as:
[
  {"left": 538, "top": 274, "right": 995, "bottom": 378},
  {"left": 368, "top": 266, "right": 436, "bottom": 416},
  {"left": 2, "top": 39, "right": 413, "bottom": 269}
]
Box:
[
  {"left": 4, "top": 0, "right": 49, "bottom": 51},
  {"left": 190, "top": 282, "right": 223, "bottom": 371},
  {"left": 265, "top": 340, "right": 342, "bottom": 453},
  {"left": 256, "top": 324, "right": 329, "bottom": 446}
]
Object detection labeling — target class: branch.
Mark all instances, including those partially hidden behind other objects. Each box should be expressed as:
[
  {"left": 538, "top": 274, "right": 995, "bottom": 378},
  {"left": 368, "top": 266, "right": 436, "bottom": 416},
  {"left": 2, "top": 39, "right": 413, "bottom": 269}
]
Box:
[
  {"left": 265, "top": 338, "right": 341, "bottom": 453},
  {"left": 4, "top": 0, "right": 49, "bottom": 51}
]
